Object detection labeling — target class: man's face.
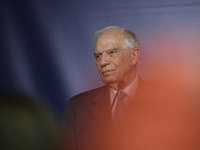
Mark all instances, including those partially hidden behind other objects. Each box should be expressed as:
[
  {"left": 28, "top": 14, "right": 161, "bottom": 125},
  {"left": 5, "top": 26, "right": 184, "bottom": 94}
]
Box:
[{"left": 94, "top": 31, "right": 134, "bottom": 87}]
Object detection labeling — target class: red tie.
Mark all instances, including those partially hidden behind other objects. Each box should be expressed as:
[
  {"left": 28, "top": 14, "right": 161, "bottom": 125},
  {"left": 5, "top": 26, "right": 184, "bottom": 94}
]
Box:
[{"left": 113, "top": 91, "right": 127, "bottom": 126}]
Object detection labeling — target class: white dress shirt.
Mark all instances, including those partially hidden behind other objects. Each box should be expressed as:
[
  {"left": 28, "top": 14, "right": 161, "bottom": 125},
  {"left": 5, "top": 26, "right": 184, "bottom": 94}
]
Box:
[{"left": 109, "top": 75, "right": 139, "bottom": 118}]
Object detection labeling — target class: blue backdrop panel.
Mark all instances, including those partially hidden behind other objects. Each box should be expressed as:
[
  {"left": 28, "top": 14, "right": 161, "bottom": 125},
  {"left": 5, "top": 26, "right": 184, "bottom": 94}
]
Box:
[{"left": 1, "top": 0, "right": 200, "bottom": 118}]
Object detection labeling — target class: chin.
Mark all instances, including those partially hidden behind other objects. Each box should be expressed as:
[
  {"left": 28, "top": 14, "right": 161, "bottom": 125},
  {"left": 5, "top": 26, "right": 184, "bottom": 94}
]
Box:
[{"left": 102, "top": 78, "right": 118, "bottom": 85}]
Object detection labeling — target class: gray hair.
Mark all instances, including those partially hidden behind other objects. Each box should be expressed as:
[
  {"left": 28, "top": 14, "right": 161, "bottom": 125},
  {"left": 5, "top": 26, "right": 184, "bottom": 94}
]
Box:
[{"left": 93, "top": 26, "right": 139, "bottom": 53}]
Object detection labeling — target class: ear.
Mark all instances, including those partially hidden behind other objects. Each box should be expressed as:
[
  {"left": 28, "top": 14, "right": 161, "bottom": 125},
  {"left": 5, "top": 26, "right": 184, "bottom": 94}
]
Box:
[{"left": 130, "top": 48, "right": 140, "bottom": 66}]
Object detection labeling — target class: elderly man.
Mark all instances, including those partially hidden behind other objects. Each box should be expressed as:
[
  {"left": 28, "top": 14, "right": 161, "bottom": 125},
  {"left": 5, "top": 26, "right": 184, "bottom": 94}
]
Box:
[{"left": 61, "top": 26, "right": 146, "bottom": 150}]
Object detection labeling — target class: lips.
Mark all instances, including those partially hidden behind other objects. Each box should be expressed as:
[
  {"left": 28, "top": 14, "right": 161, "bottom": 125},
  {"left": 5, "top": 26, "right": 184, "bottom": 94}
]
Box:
[{"left": 102, "top": 70, "right": 114, "bottom": 76}]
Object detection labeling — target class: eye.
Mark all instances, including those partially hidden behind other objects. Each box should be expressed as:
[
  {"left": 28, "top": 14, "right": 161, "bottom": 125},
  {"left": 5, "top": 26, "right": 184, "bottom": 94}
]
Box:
[
  {"left": 108, "top": 50, "right": 116, "bottom": 56},
  {"left": 94, "top": 54, "right": 101, "bottom": 59}
]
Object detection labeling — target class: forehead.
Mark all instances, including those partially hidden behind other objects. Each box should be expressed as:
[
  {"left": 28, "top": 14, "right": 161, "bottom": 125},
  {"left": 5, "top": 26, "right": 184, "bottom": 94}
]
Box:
[{"left": 95, "top": 31, "right": 124, "bottom": 52}]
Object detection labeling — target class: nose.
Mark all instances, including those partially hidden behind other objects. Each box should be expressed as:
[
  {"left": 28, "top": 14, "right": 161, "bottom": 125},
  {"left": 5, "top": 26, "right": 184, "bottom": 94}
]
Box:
[{"left": 99, "top": 54, "right": 110, "bottom": 67}]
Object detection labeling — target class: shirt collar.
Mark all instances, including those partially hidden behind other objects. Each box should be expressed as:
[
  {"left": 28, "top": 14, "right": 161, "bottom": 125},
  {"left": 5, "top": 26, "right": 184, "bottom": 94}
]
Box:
[
  {"left": 123, "top": 75, "right": 139, "bottom": 99},
  {"left": 109, "top": 75, "right": 139, "bottom": 100}
]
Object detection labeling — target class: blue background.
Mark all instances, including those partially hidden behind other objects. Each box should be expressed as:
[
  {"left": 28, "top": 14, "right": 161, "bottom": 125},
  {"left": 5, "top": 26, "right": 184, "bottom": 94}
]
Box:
[{"left": 1, "top": 0, "right": 200, "bottom": 119}]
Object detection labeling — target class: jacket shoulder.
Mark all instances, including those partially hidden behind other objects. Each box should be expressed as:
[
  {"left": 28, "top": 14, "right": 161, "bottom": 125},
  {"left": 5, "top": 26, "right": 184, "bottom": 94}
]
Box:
[{"left": 67, "top": 85, "right": 108, "bottom": 106}]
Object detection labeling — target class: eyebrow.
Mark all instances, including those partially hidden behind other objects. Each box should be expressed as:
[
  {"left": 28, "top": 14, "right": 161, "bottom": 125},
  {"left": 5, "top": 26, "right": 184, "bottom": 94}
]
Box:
[
  {"left": 94, "top": 51, "right": 101, "bottom": 56},
  {"left": 94, "top": 47, "right": 118, "bottom": 55},
  {"left": 108, "top": 48, "right": 118, "bottom": 51}
]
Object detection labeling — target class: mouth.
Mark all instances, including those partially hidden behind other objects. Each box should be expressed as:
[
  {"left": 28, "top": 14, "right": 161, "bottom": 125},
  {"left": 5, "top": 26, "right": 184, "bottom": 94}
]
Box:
[{"left": 102, "top": 70, "right": 114, "bottom": 76}]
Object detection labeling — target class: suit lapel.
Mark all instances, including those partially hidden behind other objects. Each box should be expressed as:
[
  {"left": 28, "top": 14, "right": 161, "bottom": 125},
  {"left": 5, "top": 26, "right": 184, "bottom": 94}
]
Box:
[
  {"left": 136, "top": 77, "right": 148, "bottom": 94},
  {"left": 90, "top": 85, "right": 111, "bottom": 128}
]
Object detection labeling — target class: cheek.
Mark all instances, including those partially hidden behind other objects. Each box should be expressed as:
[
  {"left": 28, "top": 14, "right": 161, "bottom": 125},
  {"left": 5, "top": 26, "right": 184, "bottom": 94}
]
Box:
[
  {"left": 117, "top": 60, "right": 131, "bottom": 74},
  {"left": 114, "top": 59, "right": 124, "bottom": 71},
  {"left": 96, "top": 62, "right": 100, "bottom": 70}
]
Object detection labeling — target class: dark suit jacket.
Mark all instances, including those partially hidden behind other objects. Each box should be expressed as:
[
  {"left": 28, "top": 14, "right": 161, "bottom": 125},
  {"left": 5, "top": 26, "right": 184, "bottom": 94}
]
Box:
[{"left": 61, "top": 78, "right": 147, "bottom": 150}]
